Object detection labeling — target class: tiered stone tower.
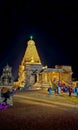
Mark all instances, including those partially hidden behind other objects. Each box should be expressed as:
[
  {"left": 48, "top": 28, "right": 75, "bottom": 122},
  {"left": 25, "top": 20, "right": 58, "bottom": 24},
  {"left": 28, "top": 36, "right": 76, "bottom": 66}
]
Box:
[
  {"left": 0, "top": 64, "right": 14, "bottom": 86},
  {"left": 17, "top": 37, "right": 43, "bottom": 90},
  {"left": 0, "top": 64, "right": 14, "bottom": 106},
  {"left": 22, "top": 37, "right": 41, "bottom": 65}
]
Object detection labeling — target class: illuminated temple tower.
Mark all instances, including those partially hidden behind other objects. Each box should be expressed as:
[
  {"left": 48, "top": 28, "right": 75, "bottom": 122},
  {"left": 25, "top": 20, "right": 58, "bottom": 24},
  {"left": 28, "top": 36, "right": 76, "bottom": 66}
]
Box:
[
  {"left": 16, "top": 37, "right": 73, "bottom": 90},
  {"left": 17, "top": 37, "right": 44, "bottom": 90}
]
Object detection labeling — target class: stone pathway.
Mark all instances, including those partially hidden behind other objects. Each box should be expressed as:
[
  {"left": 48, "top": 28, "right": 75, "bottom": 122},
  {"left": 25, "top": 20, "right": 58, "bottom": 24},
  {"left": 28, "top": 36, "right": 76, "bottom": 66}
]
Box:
[{"left": 15, "top": 92, "right": 78, "bottom": 108}]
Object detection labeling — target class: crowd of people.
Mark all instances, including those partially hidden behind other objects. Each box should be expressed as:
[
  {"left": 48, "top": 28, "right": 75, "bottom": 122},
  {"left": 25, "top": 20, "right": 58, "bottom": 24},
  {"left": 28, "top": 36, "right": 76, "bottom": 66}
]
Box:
[
  {"left": 48, "top": 80, "right": 78, "bottom": 97},
  {"left": 0, "top": 80, "right": 78, "bottom": 110}
]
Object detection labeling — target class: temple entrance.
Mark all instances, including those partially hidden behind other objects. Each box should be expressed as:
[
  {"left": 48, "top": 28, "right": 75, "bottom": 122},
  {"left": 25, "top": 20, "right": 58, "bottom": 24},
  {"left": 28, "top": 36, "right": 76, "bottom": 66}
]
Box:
[
  {"left": 35, "top": 74, "right": 37, "bottom": 83},
  {"left": 30, "top": 74, "right": 37, "bottom": 85}
]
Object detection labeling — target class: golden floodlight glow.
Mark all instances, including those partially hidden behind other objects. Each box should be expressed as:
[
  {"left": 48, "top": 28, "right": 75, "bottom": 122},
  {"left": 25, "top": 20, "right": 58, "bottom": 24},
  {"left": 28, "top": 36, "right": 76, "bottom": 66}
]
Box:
[{"left": 15, "top": 37, "right": 73, "bottom": 89}]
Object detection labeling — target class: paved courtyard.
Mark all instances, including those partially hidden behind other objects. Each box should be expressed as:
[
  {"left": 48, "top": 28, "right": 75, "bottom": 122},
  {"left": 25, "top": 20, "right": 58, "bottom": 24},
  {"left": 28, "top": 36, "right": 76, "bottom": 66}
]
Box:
[{"left": 0, "top": 90, "right": 78, "bottom": 130}]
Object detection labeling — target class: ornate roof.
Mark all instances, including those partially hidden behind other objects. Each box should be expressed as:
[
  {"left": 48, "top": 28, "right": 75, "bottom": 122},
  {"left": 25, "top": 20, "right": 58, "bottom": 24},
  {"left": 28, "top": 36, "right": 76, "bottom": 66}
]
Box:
[
  {"left": 22, "top": 39, "right": 41, "bottom": 65},
  {"left": 3, "top": 64, "right": 11, "bottom": 72}
]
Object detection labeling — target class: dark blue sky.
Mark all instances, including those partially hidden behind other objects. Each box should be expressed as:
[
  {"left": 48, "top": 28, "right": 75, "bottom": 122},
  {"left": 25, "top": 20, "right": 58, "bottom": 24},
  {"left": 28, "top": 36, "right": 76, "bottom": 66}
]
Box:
[{"left": 0, "top": 1, "right": 78, "bottom": 79}]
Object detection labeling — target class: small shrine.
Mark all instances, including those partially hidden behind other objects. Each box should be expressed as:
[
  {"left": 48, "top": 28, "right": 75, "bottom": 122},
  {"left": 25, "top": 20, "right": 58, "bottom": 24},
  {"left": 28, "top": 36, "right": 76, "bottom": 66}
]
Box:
[
  {"left": 0, "top": 64, "right": 14, "bottom": 106},
  {"left": 0, "top": 64, "right": 14, "bottom": 86}
]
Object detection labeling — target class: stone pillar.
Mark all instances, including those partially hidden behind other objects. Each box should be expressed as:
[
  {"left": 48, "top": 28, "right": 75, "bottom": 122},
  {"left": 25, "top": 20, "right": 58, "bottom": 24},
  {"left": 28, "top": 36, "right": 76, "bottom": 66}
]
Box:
[
  {"left": 45, "top": 73, "right": 48, "bottom": 82},
  {"left": 48, "top": 72, "right": 52, "bottom": 86},
  {"left": 36, "top": 74, "right": 39, "bottom": 82}
]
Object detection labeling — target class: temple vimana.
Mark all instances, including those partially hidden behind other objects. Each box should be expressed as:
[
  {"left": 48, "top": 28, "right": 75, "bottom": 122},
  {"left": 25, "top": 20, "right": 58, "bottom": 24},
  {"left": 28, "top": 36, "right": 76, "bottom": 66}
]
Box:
[{"left": 13, "top": 37, "right": 73, "bottom": 90}]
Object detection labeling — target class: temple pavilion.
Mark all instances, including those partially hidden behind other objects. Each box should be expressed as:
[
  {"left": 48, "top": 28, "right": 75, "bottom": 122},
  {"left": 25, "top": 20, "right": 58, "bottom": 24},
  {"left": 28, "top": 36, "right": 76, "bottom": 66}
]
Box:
[{"left": 14, "top": 37, "right": 73, "bottom": 90}]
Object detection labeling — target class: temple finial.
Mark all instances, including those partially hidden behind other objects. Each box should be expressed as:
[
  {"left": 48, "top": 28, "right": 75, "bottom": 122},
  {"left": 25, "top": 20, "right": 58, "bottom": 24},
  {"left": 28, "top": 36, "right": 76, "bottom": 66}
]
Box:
[{"left": 30, "top": 35, "right": 33, "bottom": 40}]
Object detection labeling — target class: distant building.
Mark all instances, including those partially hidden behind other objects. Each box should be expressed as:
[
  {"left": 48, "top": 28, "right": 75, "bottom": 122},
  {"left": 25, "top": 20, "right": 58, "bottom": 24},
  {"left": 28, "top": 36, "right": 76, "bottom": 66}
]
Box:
[
  {"left": 0, "top": 64, "right": 14, "bottom": 86},
  {"left": 0, "top": 64, "right": 14, "bottom": 106},
  {"left": 15, "top": 38, "right": 73, "bottom": 90}
]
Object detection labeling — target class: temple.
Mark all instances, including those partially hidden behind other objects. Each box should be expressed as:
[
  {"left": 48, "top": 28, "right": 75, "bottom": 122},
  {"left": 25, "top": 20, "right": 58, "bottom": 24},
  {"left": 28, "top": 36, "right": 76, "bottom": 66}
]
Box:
[
  {"left": 0, "top": 64, "right": 14, "bottom": 86},
  {"left": 0, "top": 64, "right": 14, "bottom": 106},
  {"left": 15, "top": 38, "right": 73, "bottom": 90}
]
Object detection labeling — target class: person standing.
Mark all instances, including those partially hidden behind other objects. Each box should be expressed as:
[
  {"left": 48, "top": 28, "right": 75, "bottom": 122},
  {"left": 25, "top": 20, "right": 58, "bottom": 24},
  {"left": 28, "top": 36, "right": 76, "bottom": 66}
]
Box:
[
  {"left": 48, "top": 87, "right": 52, "bottom": 95},
  {"left": 68, "top": 87, "right": 72, "bottom": 96},
  {"left": 76, "top": 87, "right": 78, "bottom": 97},
  {"left": 58, "top": 86, "right": 61, "bottom": 94},
  {"left": 1, "top": 87, "right": 10, "bottom": 105}
]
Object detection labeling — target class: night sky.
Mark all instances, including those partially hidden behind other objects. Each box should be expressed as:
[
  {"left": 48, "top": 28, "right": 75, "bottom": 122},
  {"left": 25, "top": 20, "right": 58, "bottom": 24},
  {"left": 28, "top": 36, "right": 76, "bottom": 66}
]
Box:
[{"left": 0, "top": 1, "right": 78, "bottom": 79}]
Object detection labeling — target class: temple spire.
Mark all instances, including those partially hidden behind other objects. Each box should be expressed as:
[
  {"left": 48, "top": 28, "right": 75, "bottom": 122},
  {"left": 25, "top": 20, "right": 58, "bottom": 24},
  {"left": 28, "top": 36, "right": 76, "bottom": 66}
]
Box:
[
  {"left": 21, "top": 38, "right": 41, "bottom": 65},
  {"left": 17, "top": 38, "right": 42, "bottom": 88}
]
